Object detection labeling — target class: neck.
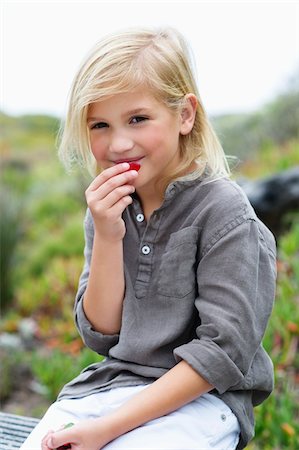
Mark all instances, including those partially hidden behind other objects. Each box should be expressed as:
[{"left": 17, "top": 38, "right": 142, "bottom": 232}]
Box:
[
  {"left": 136, "top": 161, "right": 200, "bottom": 220},
  {"left": 136, "top": 183, "right": 165, "bottom": 221}
]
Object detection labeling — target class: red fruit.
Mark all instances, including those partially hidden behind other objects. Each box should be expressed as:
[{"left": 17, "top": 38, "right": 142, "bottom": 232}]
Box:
[{"left": 128, "top": 162, "right": 140, "bottom": 172}]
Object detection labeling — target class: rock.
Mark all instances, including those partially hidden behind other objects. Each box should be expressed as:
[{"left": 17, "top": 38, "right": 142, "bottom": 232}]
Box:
[
  {"left": 238, "top": 166, "right": 299, "bottom": 237},
  {"left": 0, "top": 333, "right": 23, "bottom": 350},
  {"left": 18, "top": 318, "right": 38, "bottom": 341}
]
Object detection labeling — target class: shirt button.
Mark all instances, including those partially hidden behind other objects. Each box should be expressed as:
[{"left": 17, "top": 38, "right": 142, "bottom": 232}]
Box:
[
  {"left": 136, "top": 213, "right": 144, "bottom": 222},
  {"left": 141, "top": 245, "right": 151, "bottom": 255}
]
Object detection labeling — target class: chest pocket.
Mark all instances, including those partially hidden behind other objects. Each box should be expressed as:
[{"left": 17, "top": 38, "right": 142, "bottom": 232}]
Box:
[{"left": 157, "top": 227, "right": 199, "bottom": 298}]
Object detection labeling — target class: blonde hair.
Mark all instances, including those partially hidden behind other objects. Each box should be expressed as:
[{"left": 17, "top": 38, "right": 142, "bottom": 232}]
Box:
[{"left": 58, "top": 27, "right": 230, "bottom": 181}]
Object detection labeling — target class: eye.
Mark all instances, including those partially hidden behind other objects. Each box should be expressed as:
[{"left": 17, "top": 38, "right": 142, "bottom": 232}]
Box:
[
  {"left": 130, "top": 116, "right": 148, "bottom": 124},
  {"left": 90, "top": 122, "right": 108, "bottom": 130}
]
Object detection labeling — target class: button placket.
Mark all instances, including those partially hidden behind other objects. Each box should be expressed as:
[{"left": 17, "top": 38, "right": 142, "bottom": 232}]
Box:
[{"left": 133, "top": 208, "right": 163, "bottom": 299}]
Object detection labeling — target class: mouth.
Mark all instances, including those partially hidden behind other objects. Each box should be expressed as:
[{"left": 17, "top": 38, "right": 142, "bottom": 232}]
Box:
[{"left": 113, "top": 156, "right": 144, "bottom": 164}]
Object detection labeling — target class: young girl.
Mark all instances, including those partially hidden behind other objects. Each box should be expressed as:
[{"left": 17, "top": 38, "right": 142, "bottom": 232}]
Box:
[{"left": 21, "top": 27, "right": 276, "bottom": 450}]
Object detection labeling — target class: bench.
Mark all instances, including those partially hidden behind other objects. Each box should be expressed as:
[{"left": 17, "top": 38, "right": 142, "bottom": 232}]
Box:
[{"left": 0, "top": 412, "right": 39, "bottom": 449}]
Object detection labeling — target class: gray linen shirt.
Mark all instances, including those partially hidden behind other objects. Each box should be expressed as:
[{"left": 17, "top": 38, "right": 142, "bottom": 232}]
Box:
[{"left": 58, "top": 173, "right": 277, "bottom": 449}]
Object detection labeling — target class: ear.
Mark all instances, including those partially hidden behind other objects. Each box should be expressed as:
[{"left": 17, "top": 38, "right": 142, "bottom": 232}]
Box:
[{"left": 179, "top": 94, "right": 197, "bottom": 135}]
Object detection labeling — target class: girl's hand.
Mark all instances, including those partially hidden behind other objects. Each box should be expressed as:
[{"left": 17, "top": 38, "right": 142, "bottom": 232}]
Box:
[
  {"left": 85, "top": 163, "right": 138, "bottom": 242},
  {"left": 41, "top": 417, "right": 115, "bottom": 450}
]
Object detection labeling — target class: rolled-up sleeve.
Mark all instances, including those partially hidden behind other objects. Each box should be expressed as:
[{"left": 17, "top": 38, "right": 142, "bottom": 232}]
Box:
[
  {"left": 74, "top": 209, "right": 119, "bottom": 356},
  {"left": 173, "top": 216, "right": 277, "bottom": 394}
]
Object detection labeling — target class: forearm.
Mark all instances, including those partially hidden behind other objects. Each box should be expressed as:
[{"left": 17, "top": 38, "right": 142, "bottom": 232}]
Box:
[
  {"left": 104, "top": 360, "right": 213, "bottom": 441},
  {"left": 83, "top": 232, "right": 125, "bottom": 334},
  {"left": 45, "top": 354, "right": 214, "bottom": 449}
]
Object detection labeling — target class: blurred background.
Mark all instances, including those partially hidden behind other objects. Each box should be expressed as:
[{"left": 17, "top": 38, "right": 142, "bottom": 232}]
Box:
[{"left": 1, "top": 1, "right": 298, "bottom": 449}]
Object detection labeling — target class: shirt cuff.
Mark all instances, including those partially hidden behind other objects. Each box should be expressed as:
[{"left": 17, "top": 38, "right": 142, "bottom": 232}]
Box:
[
  {"left": 173, "top": 339, "right": 245, "bottom": 394},
  {"left": 75, "top": 299, "right": 119, "bottom": 356}
]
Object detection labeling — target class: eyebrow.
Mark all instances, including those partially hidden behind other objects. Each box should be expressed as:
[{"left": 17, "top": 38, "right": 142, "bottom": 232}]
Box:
[
  {"left": 87, "top": 108, "right": 151, "bottom": 123},
  {"left": 124, "top": 108, "right": 151, "bottom": 116}
]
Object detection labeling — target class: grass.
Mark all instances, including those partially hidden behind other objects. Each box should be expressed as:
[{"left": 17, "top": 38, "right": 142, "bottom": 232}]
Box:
[{"left": 247, "top": 219, "right": 299, "bottom": 449}]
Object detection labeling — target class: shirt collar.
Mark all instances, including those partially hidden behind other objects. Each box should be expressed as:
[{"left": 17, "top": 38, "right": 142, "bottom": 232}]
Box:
[
  {"left": 164, "top": 166, "right": 210, "bottom": 201},
  {"left": 131, "top": 166, "right": 211, "bottom": 209}
]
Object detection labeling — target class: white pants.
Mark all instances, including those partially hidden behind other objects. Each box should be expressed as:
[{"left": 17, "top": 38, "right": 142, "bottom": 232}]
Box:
[{"left": 20, "top": 385, "right": 240, "bottom": 450}]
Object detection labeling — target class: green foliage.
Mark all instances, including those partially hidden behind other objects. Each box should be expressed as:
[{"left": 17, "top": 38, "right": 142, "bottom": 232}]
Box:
[
  {"left": 0, "top": 187, "right": 24, "bottom": 309},
  {"left": 16, "top": 221, "right": 84, "bottom": 280},
  {"left": 1, "top": 122, "right": 87, "bottom": 309},
  {"left": 0, "top": 350, "right": 21, "bottom": 401},
  {"left": 212, "top": 78, "right": 299, "bottom": 161},
  {"left": 248, "top": 219, "right": 299, "bottom": 449},
  {"left": 15, "top": 257, "right": 82, "bottom": 316},
  {"left": 262, "top": 76, "right": 299, "bottom": 145},
  {"left": 235, "top": 139, "right": 299, "bottom": 179},
  {"left": 1, "top": 158, "right": 33, "bottom": 194},
  {"left": 0, "top": 112, "right": 60, "bottom": 154},
  {"left": 252, "top": 374, "right": 298, "bottom": 449},
  {"left": 30, "top": 348, "right": 103, "bottom": 401}
]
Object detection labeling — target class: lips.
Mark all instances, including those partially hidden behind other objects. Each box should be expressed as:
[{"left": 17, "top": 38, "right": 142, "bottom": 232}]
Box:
[{"left": 114, "top": 157, "right": 143, "bottom": 164}]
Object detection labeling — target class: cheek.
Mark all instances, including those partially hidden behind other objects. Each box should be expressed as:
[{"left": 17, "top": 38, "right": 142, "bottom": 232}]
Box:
[
  {"left": 143, "top": 127, "right": 166, "bottom": 150},
  {"left": 146, "top": 127, "right": 179, "bottom": 157},
  {"left": 90, "top": 137, "right": 106, "bottom": 161}
]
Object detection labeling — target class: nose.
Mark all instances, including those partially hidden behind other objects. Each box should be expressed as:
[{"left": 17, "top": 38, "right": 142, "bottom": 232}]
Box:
[{"left": 109, "top": 131, "right": 134, "bottom": 154}]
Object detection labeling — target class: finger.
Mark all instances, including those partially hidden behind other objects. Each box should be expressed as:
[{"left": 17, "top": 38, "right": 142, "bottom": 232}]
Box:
[
  {"left": 89, "top": 195, "right": 133, "bottom": 229},
  {"left": 88, "top": 171, "right": 138, "bottom": 201},
  {"left": 41, "top": 430, "right": 54, "bottom": 450},
  {"left": 47, "top": 429, "right": 75, "bottom": 449},
  {"left": 86, "top": 163, "right": 138, "bottom": 196},
  {"left": 86, "top": 178, "right": 137, "bottom": 214},
  {"left": 102, "top": 194, "right": 134, "bottom": 220},
  {"left": 88, "top": 162, "right": 130, "bottom": 192},
  {"left": 90, "top": 184, "right": 135, "bottom": 210}
]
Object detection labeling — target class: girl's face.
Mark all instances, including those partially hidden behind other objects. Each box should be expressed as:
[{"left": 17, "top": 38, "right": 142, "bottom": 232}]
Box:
[{"left": 87, "top": 88, "right": 189, "bottom": 194}]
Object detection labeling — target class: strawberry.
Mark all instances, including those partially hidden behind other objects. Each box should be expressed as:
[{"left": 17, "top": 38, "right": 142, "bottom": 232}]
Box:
[{"left": 128, "top": 162, "right": 140, "bottom": 171}]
